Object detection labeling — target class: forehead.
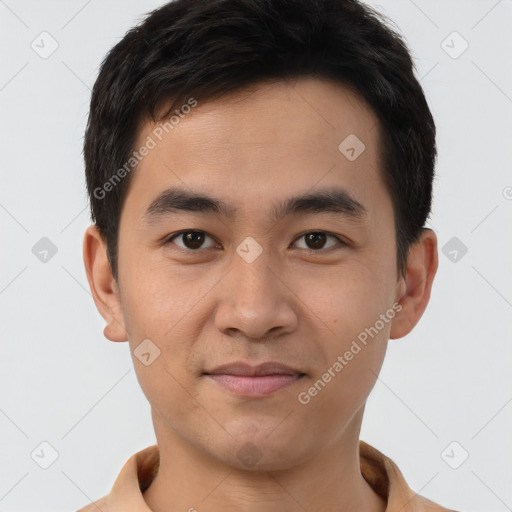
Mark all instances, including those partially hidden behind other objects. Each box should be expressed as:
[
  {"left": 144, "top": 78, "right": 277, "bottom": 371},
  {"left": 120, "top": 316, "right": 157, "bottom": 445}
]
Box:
[
  {"left": 143, "top": 78, "right": 380, "bottom": 155},
  {"left": 124, "top": 77, "right": 387, "bottom": 224}
]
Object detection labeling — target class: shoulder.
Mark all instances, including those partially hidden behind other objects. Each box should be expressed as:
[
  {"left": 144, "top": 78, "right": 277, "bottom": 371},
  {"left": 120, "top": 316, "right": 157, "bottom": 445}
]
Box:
[
  {"left": 76, "top": 493, "right": 109, "bottom": 512},
  {"left": 416, "top": 492, "right": 462, "bottom": 511}
]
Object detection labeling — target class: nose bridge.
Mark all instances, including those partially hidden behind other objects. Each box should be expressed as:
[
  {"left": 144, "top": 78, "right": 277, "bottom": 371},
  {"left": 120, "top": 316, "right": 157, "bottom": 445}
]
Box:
[
  {"left": 230, "top": 239, "right": 278, "bottom": 307},
  {"left": 214, "top": 238, "right": 297, "bottom": 339}
]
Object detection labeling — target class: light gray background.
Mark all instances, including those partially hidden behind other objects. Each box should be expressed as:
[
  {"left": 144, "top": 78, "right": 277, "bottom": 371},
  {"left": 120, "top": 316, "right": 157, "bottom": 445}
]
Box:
[{"left": 1, "top": 1, "right": 511, "bottom": 511}]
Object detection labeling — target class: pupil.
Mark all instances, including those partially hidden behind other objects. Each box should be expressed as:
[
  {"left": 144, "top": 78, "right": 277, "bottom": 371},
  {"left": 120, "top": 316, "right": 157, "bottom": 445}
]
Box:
[
  {"left": 306, "top": 232, "right": 326, "bottom": 249},
  {"left": 184, "top": 231, "right": 204, "bottom": 249}
]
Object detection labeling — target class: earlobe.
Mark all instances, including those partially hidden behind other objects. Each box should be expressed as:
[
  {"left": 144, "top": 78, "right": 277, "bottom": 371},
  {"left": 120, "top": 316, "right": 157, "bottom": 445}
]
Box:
[
  {"left": 389, "top": 229, "right": 438, "bottom": 340},
  {"left": 82, "top": 225, "right": 128, "bottom": 342}
]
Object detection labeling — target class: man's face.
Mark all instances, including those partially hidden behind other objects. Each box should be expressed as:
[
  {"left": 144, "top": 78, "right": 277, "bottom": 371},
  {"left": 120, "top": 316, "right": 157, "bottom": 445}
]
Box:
[{"left": 114, "top": 78, "right": 404, "bottom": 469}]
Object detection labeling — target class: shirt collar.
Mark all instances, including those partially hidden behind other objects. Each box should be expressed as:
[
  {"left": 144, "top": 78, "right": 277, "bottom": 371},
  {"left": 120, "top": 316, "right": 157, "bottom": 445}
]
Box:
[{"left": 84, "top": 440, "right": 453, "bottom": 512}]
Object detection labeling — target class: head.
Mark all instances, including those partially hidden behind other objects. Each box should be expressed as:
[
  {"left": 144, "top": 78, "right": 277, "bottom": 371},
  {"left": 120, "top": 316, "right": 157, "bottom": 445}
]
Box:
[{"left": 83, "top": 0, "right": 438, "bottom": 470}]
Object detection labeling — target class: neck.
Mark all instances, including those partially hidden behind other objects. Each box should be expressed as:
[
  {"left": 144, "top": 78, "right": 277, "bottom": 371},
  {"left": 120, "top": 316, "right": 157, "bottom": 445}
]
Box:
[{"left": 143, "top": 408, "right": 387, "bottom": 512}]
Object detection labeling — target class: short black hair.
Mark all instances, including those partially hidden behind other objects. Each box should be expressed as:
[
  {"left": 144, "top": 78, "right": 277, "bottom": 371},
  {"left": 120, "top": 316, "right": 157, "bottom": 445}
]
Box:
[{"left": 84, "top": 0, "right": 436, "bottom": 282}]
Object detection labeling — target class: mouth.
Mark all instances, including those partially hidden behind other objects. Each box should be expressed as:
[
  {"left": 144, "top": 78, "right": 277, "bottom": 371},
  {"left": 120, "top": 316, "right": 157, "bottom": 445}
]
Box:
[{"left": 203, "top": 362, "right": 307, "bottom": 397}]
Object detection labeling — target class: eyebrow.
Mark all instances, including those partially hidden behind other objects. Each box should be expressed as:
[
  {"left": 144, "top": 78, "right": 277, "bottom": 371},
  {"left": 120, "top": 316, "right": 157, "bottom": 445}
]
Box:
[{"left": 143, "top": 185, "right": 368, "bottom": 225}]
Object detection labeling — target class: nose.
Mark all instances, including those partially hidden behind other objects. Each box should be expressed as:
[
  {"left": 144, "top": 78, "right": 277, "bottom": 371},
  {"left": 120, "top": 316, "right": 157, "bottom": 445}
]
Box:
[{"left": 214, "top": 247, "right": 299, "bottom": 341}]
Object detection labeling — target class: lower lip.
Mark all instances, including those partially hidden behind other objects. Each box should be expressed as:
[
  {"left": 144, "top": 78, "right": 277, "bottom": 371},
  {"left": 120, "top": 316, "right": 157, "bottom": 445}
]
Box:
[{"left": 205, "top": 374, "right": 304, "bottom": 397}]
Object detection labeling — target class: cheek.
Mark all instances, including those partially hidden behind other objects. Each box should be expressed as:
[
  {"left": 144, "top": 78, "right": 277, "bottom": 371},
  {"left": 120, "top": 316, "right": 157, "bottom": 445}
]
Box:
[
  {"left": 131, "top": 355, "right": 207, "bottom": 445},
  {"left": 295, "top": 315, "right": 389, "bottom": 437},
  {"left": 293, "top": 259, "right": 393, "bottom": 392},
  {"left": 295, "top": 361, "right": 379, "bottom": 449},
  {"left": 295, "top": 257, "right": 395, "bottom": 331},
  {"left": 119, "top": 258, "right": 201, "bottom": 341}
]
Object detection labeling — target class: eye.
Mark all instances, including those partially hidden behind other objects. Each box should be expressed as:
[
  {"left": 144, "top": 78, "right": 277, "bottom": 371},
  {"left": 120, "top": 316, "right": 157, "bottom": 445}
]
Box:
[
  {"left": 293, "top": 231, "right": 345, "bottom": 251},
  {"left": 164, "top": 230, "right": 346, "bottom": 252},
  {"left": 166, "top": 230, "right": 218, "bottom": 250}
]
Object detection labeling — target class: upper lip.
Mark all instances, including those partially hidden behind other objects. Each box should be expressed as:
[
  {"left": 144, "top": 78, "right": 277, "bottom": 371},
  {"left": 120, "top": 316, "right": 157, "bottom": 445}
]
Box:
[{"left": 204, "top": 362, "right": 304, "bottom": 377}]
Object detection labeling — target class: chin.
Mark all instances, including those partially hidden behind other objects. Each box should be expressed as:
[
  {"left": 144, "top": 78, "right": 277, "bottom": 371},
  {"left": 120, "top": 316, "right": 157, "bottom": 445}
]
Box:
[{"left": 210, "top": 421, "right": 314, "bottom": 471}]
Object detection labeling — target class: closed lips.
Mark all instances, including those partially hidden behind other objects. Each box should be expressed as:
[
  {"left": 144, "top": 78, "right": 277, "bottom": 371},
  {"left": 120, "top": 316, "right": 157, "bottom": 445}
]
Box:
[{"left": 204, "top": 362, "right": 306, "bottom": 377}]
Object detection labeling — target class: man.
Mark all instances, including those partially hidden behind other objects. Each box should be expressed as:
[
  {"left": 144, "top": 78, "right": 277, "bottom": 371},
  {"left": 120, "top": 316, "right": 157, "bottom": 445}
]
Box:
[{"left": 79, "top": 0, "right": 458, "bottom": 510}]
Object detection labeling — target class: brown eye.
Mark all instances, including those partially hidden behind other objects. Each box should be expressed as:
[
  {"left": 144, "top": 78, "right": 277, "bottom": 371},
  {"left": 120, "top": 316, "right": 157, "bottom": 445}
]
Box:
[
  {"left": 294, "top": 232, "right": 343, "bottom": 251},
  {"left": 305, "top": 232, "right": 326, "bottom": 249},
  {"left": 167, "top": 231, "right": 217, "bottom": 250}
]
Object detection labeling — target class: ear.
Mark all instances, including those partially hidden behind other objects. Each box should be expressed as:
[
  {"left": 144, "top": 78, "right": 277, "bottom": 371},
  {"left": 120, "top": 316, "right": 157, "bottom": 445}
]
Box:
[
  {"left": 83, "top": 225, "right": 128, "bottom": 342},
  {"left": 390, "top": 228, "right": 438, "bottom": 340}
]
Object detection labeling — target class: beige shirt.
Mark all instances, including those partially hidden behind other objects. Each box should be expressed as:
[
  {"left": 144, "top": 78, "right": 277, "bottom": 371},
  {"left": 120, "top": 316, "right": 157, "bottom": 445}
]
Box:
[{"left": 77, "top": 440, "right": 458, "bottom": 511}]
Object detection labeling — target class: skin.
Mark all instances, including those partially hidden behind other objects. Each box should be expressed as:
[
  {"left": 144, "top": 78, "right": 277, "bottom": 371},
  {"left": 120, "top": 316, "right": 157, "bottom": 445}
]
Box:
[{"left": 83, "top": 77, "right": 438, "bottom": 512}]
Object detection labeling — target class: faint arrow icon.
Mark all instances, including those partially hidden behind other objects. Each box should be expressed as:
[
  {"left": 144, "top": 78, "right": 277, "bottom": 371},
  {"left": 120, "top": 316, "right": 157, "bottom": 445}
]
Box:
[{"left": 236, "top": 237, "right": 263, "bottom": 263}]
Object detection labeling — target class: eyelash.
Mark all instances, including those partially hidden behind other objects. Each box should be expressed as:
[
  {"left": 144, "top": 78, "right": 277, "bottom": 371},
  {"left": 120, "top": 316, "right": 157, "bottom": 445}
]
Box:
[{"left": 163, "top": 230, "right": 347, "bottom": 253}]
